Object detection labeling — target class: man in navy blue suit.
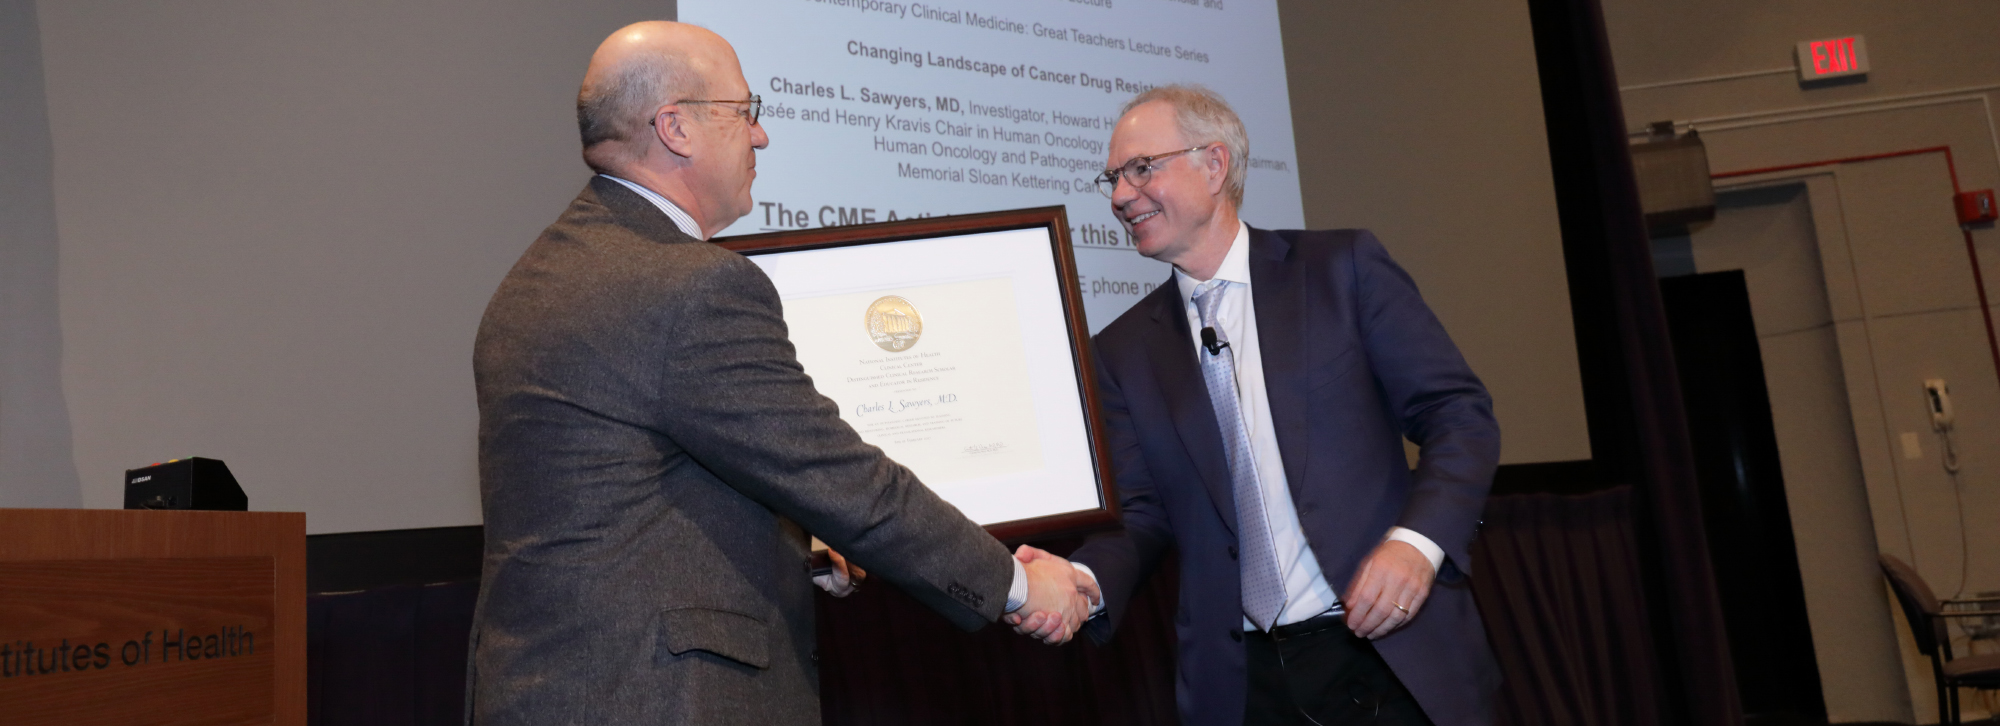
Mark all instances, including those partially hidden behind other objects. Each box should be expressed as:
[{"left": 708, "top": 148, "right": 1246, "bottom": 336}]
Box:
[{"left": 1017, "top": 85, "right": 1502, "bottom": 725}]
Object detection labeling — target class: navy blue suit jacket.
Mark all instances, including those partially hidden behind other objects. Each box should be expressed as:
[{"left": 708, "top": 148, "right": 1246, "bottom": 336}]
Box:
[{"left": 1071, "top": 227, "right": 1501, "bottom": 725}]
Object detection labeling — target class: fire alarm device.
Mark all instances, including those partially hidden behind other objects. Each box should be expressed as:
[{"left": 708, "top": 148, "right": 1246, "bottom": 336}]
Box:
[
  {"left": 1956, "top": 190, "right": 1997, "bottom": 225},
  {"left": 1796, "top": 35, "right": 1869, "bottom": 83}
]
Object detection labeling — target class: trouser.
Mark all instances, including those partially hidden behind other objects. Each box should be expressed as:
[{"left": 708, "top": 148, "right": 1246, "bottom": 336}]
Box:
[{"left": 1243, "top": 614, "right": 1436, "bottom": 726}]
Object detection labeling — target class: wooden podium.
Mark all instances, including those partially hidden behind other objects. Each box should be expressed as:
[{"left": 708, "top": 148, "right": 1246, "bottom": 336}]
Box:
[{"left": 0, "top": 509, "right": 305, "bottom": 725}]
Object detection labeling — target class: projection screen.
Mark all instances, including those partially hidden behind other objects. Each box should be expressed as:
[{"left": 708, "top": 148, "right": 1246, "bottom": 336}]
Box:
[{"left": 683, "top": 0, "right": 1305, "bottom": 331}]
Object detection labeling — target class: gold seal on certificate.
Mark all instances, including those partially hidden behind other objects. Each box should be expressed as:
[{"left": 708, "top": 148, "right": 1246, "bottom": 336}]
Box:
[{"left": 864, "top": 295, "right": 923, "bottom": 352}]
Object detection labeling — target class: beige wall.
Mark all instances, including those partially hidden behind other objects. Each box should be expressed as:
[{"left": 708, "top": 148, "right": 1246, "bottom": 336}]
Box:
[
  {"left": 1606, "top": 1, "right": 2000, "bottom": 721},
  {"left": 13, "top": 1, "right": 668, "bottom": 531},
  {"left": 0, "top": 0, "right": 80, "bottom": 508},
  {"left": 1605, "top": 1, "right": 2000, "bottom": 292},
  {"left": 1279, "top": 1, "right": 1591, "bottom": 466}
]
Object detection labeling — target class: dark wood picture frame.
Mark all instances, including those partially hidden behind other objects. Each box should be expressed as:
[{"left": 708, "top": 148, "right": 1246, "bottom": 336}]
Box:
[{"left": 715, "top": 205, "right": 1119, "bottom": 545}]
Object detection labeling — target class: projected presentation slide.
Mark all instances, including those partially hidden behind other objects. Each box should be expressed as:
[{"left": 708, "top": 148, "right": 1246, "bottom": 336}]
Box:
[{"left": 685, "top": 0, "right": 1305, "bottom": 331}]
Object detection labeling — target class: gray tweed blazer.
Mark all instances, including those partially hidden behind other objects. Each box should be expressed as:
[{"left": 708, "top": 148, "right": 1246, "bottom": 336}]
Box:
[{"left": 468, "top": 177, "right": 1013, "bottom": 725}]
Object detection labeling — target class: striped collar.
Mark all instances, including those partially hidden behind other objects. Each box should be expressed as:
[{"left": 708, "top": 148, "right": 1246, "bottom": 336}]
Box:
[{"left": 598, "top": 174, "right": 704, "bottom": 240}]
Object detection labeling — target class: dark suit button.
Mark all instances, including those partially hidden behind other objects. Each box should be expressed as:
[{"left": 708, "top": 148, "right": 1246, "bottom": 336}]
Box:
[
  {"left": 1229, "top": 628, "right": 1243, "bottom": 642},
  {"left": 1227, "top": 545, "right": 1238, "bottom": 560},
  {"left": 811, "top": 648, "right": 820, "bottom": 662}
]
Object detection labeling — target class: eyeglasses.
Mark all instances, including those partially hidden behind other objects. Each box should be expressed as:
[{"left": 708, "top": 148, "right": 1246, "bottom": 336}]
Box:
[
  {"left": 1093, "top": 145, "right": 1213, "bottom": 198},
  {"left": 651, "top": 94, "right": 762, "bottom": 126}
]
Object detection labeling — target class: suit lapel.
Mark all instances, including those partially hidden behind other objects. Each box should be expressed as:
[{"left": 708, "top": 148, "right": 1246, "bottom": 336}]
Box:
[
  {"left": 1144, "top": 279, "right": 1240, "bottom": 535},
  {"left": 1248, "top": 227, "right": 1311, "bottom": 494}
]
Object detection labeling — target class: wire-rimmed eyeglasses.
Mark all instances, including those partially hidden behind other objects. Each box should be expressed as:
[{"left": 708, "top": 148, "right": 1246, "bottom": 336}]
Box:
[
  {"left": 1092, "top": 144, "right": 1214, "bottom": 198},
  {"left": 651, "top": 94, "right": 762, "bottom": 126}
]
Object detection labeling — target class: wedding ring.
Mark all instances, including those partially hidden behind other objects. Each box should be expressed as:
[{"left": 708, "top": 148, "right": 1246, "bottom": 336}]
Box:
[{"left": 1392, "top": 602, "right": 1409, "bottom": 613}]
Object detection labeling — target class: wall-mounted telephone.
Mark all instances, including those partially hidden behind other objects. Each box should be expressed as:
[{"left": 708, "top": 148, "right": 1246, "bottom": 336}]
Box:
[
  {"left": 1925, "top": 379, "right": 1955, "bottom": 432},
  {"left": 1924, "top": 379, "right": 1959, "bottom": 473}
]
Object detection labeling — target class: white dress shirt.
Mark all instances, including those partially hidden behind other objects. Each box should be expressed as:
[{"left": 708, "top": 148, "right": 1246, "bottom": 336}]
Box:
[{"left": 1078, "top": 223, "right": 1442, "bottom": 628}]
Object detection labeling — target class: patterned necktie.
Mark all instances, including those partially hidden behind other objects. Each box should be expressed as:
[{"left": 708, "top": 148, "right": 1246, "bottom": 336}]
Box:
[{"left": 1192, "top": 279, "right": 1286, "bottom": 631}]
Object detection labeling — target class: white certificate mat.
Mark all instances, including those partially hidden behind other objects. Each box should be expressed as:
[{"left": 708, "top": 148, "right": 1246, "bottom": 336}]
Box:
[{"left": 748, "top": 226, "right": 1101, "bottom": 526}]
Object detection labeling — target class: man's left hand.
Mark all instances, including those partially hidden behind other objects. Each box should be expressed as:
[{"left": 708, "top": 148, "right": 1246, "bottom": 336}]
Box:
[
  {"left": 814, "top": 549, "right": 868, "bottom": 597},
  {"left": 1341, "top": 540, "right": 1433, "bottom": 639}
]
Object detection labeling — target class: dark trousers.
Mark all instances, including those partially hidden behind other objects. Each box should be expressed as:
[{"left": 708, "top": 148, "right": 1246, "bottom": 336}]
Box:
[{"left": 1243, "top": 615, "right": 1435, "bottom": 726}]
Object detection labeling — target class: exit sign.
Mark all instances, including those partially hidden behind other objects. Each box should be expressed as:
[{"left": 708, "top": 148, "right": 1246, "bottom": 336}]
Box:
[{"left": 1797, "top": 35, "right": 1869, "bottom": 82}]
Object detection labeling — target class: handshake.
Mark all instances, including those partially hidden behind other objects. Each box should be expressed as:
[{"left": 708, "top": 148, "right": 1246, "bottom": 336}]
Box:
[
  {"left": 1004, "top": 545, "right": 1101, "bottom": 645},
  {"left": 818, "top": 544, "right": 1101, "bottom": 645}
]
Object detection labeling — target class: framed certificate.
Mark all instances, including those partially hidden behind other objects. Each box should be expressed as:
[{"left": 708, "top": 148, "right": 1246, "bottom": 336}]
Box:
[{"left": 717, "top": 206, "right": 1117, "bottom": 544}]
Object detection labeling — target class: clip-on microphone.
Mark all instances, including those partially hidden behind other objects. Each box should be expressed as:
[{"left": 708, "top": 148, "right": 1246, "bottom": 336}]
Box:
[{"left": 1201, "top": 327, "right": 1229, "bottom": 356}]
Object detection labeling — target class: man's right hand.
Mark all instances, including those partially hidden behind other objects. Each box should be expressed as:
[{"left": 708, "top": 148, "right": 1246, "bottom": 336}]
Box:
[{"left": 1003, "top": 545, "right": 1099, "bottom": 645}]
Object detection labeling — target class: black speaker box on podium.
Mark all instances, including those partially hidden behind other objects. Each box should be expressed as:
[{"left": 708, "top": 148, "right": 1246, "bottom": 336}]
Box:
[{"left": 124, "top": 457, "right": 248, "bottom": 510}]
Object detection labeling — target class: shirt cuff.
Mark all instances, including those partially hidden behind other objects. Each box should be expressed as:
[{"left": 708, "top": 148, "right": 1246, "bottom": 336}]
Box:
[
  {"left": 1070, "top": 563, "right": 1106, "bottom": 617},
  {"left": 1005, "top": 557, "right": 1028, "bottom": 613},
  {"left": 1387, "top": 527, "right": 1445, "bottom": 573}
]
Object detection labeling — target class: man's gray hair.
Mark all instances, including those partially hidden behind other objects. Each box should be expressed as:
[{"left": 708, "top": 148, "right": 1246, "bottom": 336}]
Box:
[
  {"left": 577, "top": 51, "right": 708, "bottom": 173},
  {"left": 1120, "top": 84, "right": 1249, "bottom": 208}
]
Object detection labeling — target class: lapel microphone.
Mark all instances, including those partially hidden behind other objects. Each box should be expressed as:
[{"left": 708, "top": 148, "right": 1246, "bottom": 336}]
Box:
[{"left": 1201, "top": 327, "right": 1229, "bottom": 356}]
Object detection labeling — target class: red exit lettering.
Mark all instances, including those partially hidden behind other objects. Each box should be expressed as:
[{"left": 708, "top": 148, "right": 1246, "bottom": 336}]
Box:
[{"left": 1812, "top": 37, "right": 1857, "bottom": 75}]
